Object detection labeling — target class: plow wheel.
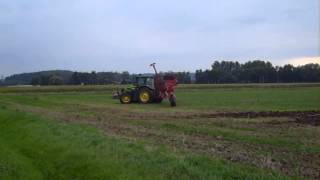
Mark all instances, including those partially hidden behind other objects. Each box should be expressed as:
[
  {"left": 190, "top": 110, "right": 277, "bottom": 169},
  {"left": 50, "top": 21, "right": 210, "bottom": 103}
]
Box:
[
  {"left": 139, "top": 88, "right": 153, "bottom": 104},
  {"left": 169, "top": 95, "right": 176, "bottom": 107}
]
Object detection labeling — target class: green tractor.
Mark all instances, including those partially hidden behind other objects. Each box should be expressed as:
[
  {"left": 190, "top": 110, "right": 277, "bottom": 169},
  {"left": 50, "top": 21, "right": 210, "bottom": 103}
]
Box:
[{"left": 117, "top": 63, "right": 178, "bottom": 106}]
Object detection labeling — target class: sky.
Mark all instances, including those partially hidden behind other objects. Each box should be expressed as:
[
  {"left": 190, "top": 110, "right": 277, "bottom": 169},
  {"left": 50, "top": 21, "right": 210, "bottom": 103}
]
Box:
[{"left": 0, "top": 0, "right": 319, "bottom": 76}]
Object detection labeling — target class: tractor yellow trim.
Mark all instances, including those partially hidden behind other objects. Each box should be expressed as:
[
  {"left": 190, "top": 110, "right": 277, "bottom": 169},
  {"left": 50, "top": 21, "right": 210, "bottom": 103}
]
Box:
[
  {"left": 139, "top": 91, "right": 150, "bottom": 103},
  {"left": 121, "top": 95, "right": 131, "bottom": 104}
]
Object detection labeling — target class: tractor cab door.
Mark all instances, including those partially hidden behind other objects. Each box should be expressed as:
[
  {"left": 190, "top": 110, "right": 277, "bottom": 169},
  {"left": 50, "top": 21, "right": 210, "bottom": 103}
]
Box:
[{"left": 145, "top": 77, "right": 155, "bottom": 89}]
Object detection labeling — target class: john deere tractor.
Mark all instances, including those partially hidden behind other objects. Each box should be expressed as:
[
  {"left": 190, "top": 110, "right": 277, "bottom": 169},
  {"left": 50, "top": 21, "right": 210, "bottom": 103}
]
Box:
[{"left": 118, "top": 63, "right": 178, "bottom": 106}]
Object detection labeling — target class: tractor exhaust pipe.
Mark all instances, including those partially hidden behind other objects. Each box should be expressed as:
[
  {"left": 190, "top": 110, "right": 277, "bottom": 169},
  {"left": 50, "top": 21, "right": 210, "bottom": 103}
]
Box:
[{"left": 150, "top": 63, "right": 158, "bottom": 75}]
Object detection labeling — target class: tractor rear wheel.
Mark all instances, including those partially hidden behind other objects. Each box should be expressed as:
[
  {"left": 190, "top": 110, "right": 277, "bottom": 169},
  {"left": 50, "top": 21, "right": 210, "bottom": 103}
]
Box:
[
  {"left": 169, "top": 95, "right": 176, "bottom": 107},
  {"left": 120, "top": 93, "right": 132, "bottom": 104},
  {"left": 139, "top": 88, "right": 153, "bottom": 104}
]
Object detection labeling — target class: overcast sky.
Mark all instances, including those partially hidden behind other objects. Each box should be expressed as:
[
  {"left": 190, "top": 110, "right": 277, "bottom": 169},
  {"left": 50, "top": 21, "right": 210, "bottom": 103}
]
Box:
[{"left": 0, "top": 0, "right": 319, "bottom": 76}]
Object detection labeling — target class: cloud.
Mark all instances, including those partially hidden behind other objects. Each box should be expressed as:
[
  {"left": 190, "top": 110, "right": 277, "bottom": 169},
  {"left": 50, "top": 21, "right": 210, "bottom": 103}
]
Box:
[
  {"left": 0, "top": 0, "right": 318, "bottom": 76},
  {"left": 281, "top": 57, "right": 320, "bottom": 66},
  {"left": 235, "top": 17, "right": 267, "bottom": 26}
]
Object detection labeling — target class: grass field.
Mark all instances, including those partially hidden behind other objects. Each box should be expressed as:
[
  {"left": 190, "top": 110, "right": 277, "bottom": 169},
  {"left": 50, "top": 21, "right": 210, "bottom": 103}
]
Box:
[{"left": 0, "top": 84, "right": 319, "bottom": 179}]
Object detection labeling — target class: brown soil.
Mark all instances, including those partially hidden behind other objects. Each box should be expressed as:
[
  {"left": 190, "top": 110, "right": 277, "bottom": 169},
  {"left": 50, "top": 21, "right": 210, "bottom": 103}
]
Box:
[
  {"left": 191, "top": 111, "right": 320, "bottom": 126},
  {"left": 126, "top": 110, "right": 320, "bottom": 126}
]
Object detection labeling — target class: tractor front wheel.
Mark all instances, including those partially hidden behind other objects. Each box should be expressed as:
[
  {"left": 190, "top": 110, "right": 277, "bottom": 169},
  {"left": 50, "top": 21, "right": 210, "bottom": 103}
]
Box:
[
  {"left": 139, "top": 88, "right": 153, "bottom": 104},
  {"left": 120, "top": 93, "right": 132, "bottom": 104}
]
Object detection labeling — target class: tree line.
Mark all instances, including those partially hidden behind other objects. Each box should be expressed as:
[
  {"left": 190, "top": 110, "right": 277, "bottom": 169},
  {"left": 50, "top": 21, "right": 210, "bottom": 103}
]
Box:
[
  {"left": 66, "top": 71, "right": 192, "bottom": 85},
  {"left": 196, "top": 60, "right": 320, "bottom": 83},
  {"left": 2, "top": 60, "right": 319, "bottom": 86},
  {"left": 29, "top": 71, "right": 132, "bottom": 86},
  {"left": 28, "top": 71, "right": 193, "bottom": 86},
  {"left": 1, "top": 70, "right": 194, "bottom": 86}
]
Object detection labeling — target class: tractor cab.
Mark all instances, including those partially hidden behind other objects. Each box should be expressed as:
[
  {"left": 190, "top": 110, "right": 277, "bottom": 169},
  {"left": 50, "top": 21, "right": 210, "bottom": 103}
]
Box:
[{"left": 134, "top": 75, "right": 155, "bottom": 90}]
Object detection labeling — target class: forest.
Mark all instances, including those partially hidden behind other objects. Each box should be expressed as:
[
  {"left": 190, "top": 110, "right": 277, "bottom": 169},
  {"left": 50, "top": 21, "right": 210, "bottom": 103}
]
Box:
[{"left": 1, "top": 60, "right": 319, "bottom": 86}]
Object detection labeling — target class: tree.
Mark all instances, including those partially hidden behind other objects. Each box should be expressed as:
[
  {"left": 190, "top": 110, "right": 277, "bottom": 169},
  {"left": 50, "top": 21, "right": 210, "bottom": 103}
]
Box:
[
  {"left": 211, "top": 61, "right": 241, "bottom": 83},
  {"left": 90, "top": 71, "right": 98, "bottom": 84},
  {"left": 31, "top": 77, "right": 41, "bottom": 85},
  {"left": 40, "top": 75, "right": 50, "bottom": 85},
  {"left": 195, "top": 60, "right": 319, "bottom": 83},
  {"left": 278, "top": 64, "right": 295, "bottom": 82},
  {"left": 70, "top": 72, "right": 81, "bottom": 85},
  {"left": 49, "top": 75, "right": 64, "bottom": 85},
  {"left": 175, "top": 72, "right": 191, "bottom": 84},
  {"left": 241, "top": 60, "right": 276, "bottom": 83},
  {"left": 121, "top": 71, "right": 130, "bottom": 84},
  {"left": 298, "top": 63, "right": 320, "bottom": 82}
]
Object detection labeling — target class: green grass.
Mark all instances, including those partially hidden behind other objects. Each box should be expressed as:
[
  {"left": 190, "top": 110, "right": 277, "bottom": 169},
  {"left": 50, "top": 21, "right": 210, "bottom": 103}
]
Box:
[
  {"left": 0, "top": 84, "right": 319, "bottom": 179},
  {"left": 0, "top": 107, "right": 287, "bottom": 180},
  {"left": 177, "top": 87, "right": 320, "bottom": 111},
  {"left": 135, "top": 119, "right": 320, "bottom": 153},
  {"left": 1, "top": 83, "right": 319, "bottom": 93},
  {"left": 1, "top": 85, "right": 319, "bottom": 112}
]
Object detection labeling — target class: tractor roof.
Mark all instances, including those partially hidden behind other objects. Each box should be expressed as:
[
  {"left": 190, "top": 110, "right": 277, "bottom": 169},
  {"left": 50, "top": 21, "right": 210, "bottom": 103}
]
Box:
[{"left": 136, "top": 74, "right": 154, "bottom": 78}]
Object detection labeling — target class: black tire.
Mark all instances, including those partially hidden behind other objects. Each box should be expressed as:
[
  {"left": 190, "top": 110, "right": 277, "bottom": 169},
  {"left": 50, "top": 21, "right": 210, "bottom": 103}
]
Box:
[
  {"left": 169, "top": 96, "right": 176, "bottom": 107},
  {"left": 120, "top": 93, "right": 132, "bottom": 104},
  {"left": 138, "top": 87, "right": 154, "bottom": 104}
]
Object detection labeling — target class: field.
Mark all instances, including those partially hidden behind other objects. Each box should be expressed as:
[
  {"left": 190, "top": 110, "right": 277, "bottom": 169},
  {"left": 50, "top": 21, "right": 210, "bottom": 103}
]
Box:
[{"left": 0, "top": 84, "right": 320, "bottom": 179}]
